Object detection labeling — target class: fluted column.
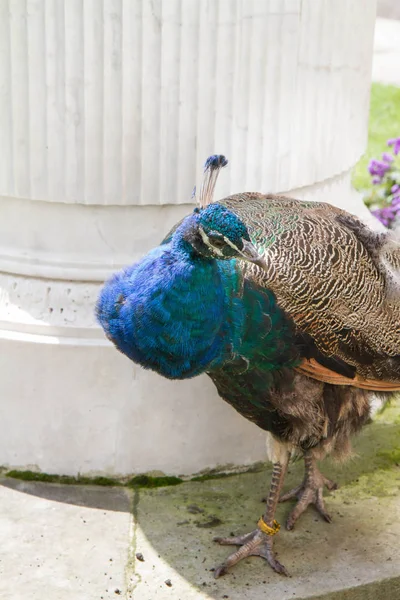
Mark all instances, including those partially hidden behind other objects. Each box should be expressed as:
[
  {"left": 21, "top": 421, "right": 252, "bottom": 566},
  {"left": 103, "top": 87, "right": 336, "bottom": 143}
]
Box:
[
  {"left": 0, "top": 0, "right": 376, "bottom": 206},
  {"left": 0, "top": 0, "right": 377, "bottom": 476}
]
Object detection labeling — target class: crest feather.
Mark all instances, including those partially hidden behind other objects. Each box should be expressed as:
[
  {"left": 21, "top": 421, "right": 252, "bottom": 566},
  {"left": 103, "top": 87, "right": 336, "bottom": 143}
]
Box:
[{"left": 195, "top": 154, "right": 228, "bottom": 208}]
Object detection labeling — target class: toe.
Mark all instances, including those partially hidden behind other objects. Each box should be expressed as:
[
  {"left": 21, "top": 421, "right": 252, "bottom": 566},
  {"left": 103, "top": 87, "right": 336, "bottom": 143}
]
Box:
[
  {"left": 214, "top": 540, "right": 257, "bottom": 575},
  {"left": 213, "top": 530, "right": 257, "bottom": 547},
  {"left": 285, "top": 517, "right": 296, "bottom": 531},
  {"left": 315, "top": 504, "right": 333, "bottom": 523},
  {"left": 316, "top": 489, "right": 333, "bottom": 523},
  {"left": 323, "top": 478, "right": 338, "bottom": 491},
  {"left": 321, "top": 511, "right": 332, "bottom": 523},
  {"left": 271, "top": 559, "right": 289, "bottom": 576},
  {"left": 285, "top": 490, "right": 314, "bottom": 529},
  {"left": 279, "top": 484, "right": 302, "bottom": 503},
  {"left": 256, "top": 546, "right": 290, "bottom": 576}
]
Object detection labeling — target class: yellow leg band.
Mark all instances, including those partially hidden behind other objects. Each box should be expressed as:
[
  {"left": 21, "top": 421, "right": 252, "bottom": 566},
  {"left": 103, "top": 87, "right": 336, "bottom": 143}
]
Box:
[{"left": 257, "top": 517, "right": 281, "bottom": 536}]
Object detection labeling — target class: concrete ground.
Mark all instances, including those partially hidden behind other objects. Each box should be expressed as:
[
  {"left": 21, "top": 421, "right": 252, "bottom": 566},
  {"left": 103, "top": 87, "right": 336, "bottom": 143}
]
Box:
[
  {"left": 2, "top": 401, "right": 400, "bottom": 600},
  {"left": 0, "top": 481, "right": 132, "bottom": 599}
]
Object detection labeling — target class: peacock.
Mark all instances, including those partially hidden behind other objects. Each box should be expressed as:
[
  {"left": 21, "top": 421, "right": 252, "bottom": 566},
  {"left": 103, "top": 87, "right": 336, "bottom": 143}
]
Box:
[{"left": 96, "top": 155, "right": 400, "bottom": 577}]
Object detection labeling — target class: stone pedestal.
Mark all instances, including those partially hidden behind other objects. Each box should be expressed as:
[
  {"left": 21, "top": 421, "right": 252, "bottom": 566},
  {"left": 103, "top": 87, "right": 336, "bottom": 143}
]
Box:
[{"left": 0, "top": 0, "right": 377, "bottom": 476}]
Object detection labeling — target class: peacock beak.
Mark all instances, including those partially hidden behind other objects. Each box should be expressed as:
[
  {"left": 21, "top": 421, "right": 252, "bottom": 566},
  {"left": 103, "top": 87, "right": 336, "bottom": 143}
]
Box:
[{"left": 239, "top": 239, "right": 268, "bottom": 270}]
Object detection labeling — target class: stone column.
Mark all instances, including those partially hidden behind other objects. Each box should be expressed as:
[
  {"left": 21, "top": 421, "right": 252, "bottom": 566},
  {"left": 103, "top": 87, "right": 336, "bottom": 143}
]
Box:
[{"left": 0, "top": 0, "right": 377, "bottom": 476}]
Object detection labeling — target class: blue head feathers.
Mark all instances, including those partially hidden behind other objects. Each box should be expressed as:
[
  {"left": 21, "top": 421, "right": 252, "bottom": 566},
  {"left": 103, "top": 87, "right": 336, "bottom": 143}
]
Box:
[
  {"left": 172, "top": 203, "right": 251, "bottom": 261},
  {"left": 198, "top": 203, "right": 250, "bottom": 247}
]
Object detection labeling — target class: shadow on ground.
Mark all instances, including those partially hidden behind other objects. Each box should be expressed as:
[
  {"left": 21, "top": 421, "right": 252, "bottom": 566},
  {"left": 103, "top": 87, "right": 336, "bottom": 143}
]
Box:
[{"left": 0, "top": 476, "right": 132, "bottom": 512}]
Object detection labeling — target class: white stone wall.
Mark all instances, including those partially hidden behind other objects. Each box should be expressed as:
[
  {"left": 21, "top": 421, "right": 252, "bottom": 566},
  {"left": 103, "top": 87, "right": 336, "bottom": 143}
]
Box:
[{"left": 0, "top": 0, "right": 377, "bottom": 476}]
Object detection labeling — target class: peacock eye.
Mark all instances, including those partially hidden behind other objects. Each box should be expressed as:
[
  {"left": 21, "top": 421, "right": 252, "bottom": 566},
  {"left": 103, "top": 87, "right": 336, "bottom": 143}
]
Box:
[{"left": 210, "top": 237, "right": 225, "bottom": 249}]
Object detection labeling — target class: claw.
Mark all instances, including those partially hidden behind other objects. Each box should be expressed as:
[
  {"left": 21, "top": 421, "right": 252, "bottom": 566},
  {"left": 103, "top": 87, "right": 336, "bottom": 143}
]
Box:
[
  {"left": 323, "top": 478, "right": 338, "bottom": 492},
  {"left": 283, "top": 479, "right": 335, "bottom": 529},
  {"left": 285, "top": 484, "right": 333, "bottom": 530},
  {"left": 315, "top": 489, "right": 333, "bottom": 523},
  {"left": 279, "top": 454, "right": 337, "bottom": 529},
  {"left": 214, "top": 564, "right": 228, "bottom": 578},
  {"left": 213, "top": 529, "right": 289, "bottom": 577}
]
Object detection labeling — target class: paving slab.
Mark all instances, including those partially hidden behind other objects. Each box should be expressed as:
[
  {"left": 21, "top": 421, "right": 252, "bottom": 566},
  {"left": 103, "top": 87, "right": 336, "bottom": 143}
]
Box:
[{"left": 0, "top": 481, "right": 133, "bottom": 600}]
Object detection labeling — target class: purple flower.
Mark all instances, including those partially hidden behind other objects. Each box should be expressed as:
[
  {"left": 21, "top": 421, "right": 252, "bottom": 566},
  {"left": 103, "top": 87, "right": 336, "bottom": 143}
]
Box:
[
  {"left": 371, "top": 204, "right": 398, "bottom": 228},
  {"left": 368, "top": 159, "right": 390, "bottom": 178},
  {"left": 366, "top": 138, "right": 400, "bottom": 228},
  {"left": 372, "top": 208, "right": 390, "bottom": 227},
  {"left": 382, "top": 152, "right": 394, "bottom": 163},
  {"left": 392, "top": 197, "right": 400, "bottom": 208},
  {"left": 387, "top": 137, "right": 400, "bottom": 156}
]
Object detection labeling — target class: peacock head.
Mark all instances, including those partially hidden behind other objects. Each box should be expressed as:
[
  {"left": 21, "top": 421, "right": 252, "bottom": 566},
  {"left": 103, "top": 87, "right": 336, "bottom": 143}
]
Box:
[{"left": 176, "top": 203, "right": 267, "bottom": 269}]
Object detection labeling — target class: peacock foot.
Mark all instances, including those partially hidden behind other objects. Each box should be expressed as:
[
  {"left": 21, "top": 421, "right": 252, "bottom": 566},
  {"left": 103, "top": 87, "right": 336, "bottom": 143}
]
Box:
[
  {"left": 213, "top": 525, "right": 288, "bottom": 577},
  {"left": 280, "top": 459, "right": 337, "bottom": 530}
]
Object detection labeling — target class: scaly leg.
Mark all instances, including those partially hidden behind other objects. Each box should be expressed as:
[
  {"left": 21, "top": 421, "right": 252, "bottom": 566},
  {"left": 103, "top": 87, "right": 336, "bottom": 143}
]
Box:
[
  {"left": 280, "top": 450, "right": 337, "bottom": 530},
  {"left": 213, "top": 453, "right": 290, "bottom": 577}
]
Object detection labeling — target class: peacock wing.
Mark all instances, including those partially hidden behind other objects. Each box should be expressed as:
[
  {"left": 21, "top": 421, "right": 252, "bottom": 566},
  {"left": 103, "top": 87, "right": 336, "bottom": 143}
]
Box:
[{"left": 219, "top": 193, "right": 400, "bottom": 389}]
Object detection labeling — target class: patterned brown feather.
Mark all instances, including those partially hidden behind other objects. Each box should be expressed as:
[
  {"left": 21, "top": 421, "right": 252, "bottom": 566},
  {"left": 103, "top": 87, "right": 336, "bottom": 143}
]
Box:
[{"left": 218, "top": 193, "right": 400, "bottom": 388}]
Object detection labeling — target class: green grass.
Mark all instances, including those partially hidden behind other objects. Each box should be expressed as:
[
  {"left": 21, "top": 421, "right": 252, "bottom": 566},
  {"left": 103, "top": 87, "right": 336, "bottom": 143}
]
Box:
[{"left": 352, "top": 83, "right": 400, "bottom": 191}]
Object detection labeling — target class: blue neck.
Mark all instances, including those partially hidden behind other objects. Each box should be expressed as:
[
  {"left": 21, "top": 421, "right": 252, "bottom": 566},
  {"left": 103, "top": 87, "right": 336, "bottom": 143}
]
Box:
[{"left": 98, "top": 235, "right": 244, "bottom": 379}]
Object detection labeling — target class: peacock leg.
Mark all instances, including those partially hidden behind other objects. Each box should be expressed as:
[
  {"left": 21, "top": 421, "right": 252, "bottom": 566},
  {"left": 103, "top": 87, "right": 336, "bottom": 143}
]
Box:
[
  {"left": 280, "top": 450, "right": 337, "bottom": 530},
  {"left": 213, "top": 455, "right": 290, "bottom": 577}
]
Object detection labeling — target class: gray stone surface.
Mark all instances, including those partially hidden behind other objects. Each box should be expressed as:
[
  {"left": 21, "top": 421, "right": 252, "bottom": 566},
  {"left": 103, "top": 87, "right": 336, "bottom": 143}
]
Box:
[{"left": 0, "top": 481, "right": 132, "bottom": 600}]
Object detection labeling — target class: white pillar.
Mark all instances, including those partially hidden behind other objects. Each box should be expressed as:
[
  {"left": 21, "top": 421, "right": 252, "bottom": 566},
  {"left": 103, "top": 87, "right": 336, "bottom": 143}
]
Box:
[{"left": 0, "top": 0, "right": 377, "bottom": 476}]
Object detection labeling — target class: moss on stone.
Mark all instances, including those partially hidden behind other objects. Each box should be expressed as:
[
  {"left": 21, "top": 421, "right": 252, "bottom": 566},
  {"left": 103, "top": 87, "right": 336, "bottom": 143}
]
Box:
[
  {"left": 191, "top": 472, "right": 237, "bottom": 482},
  {"left": 7, "top": 470, "right": 48, "bottom": 483},
  {"left": 5, "top": 470, "right": 185, "bottom": 489},
  {"left": 126, "top": 474, "right": 183, "bottom": 488},
  {"left": 377, "top": 448, "right": 400, "bottom": 465},
  {"left": 190, "top": 461, "right": 265, "bottom": 482},
  {"left": 5, "top": 470, "right": 122, "bottom": 487},
  {"left": 82, "top": 476, "right": 123, "bottom": 487}
]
